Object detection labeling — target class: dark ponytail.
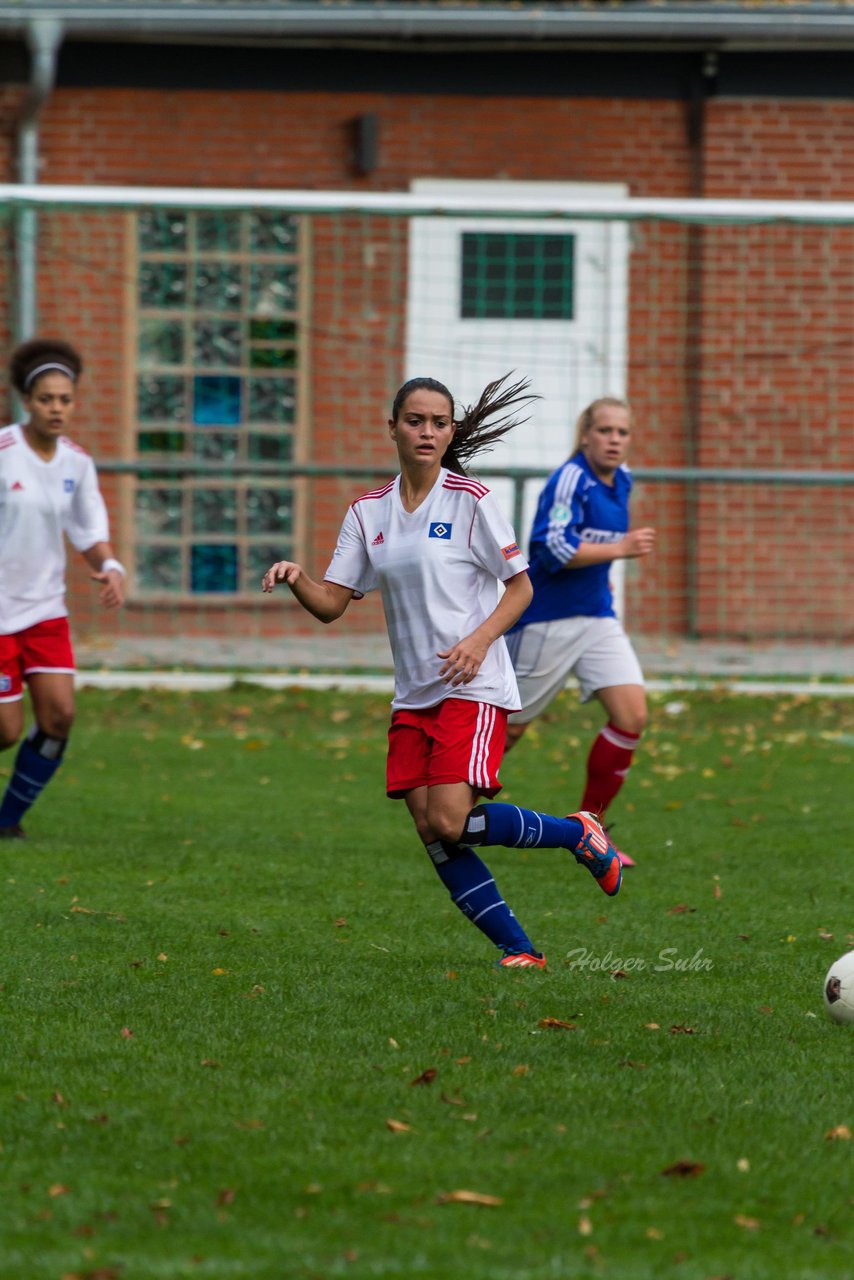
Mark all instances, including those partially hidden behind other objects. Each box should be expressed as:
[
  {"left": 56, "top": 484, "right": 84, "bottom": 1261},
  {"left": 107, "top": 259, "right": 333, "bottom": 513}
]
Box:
[
  {"left": 444, "top": 373, "right": 538, "bottom": 476},
  {"left": 391, "top": 372, "right": 538, "bottom": 477}
]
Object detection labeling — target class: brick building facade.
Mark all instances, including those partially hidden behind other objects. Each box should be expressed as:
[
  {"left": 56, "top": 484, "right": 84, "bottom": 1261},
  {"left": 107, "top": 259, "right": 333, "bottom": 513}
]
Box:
[{"left": 0, "top": 6, "right": 851, "bottom": 659}]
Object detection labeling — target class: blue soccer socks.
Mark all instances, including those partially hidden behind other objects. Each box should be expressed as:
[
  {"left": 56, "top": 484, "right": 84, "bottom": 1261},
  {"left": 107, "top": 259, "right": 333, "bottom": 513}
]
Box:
[
  {"left": 463, "top": 803, "right": 584, "bottom": 851},
  {"left": 425, "top": 839, "right": 537, "bottom": 956},
  {"left": 0, "top": 729, "right": 67, "bottom": 831}
]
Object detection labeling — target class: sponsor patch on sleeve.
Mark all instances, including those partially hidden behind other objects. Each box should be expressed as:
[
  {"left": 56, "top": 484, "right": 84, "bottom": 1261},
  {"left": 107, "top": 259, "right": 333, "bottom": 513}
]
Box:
[{"left": 501, "top": 541, "right": 520, "bottom": 560}]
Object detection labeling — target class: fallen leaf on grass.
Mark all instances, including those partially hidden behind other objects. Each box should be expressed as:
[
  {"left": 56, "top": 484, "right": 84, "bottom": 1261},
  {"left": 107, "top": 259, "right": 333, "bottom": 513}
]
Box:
[
  {"left": 385, "top": 1119, "right": 412, "bottom": 1133},
  {"left": 667, "top": 904, "right": 695, "bottom": 915},
  {"left": 538, "top": 1017, "right": 577, "bottom": 1030},
  {"left": 120, "top": 1027, "right": 134, "bottom": 1039},
  {"left": 620, "top": 1060, "right": 647, "bottom": 1069},
  {"left": 512, "top": 1064, "right": 529, "bottom": 1077},
  {"left": 646, "top": 1227, "right": 664, "bottom": 1240},
  {"left": 661, "top": 1161, "right": 705, "bottom": 1178},
  {"left": 669, "top": 1025, "right": 698, "bottom": 1035},
  {"left": 216, "top": 1189, "right": 236, "bottom": 1206},
  {"left": 436, "top": 1189, "right": 503, "bottom": 1206},
  {"left": 51, "top": 1091, "right": 68, "bottom": 1108},
  {"left": 825, "top": 1125, "right": 852, "bottom": 1141},
  {"left": 577, "top": 1215, "right": 593, "bottom": 1236},
  {"left": 441, "top": 1091, "right": 467, "bottom": 1107},
  {"left": 734, "top": 1214, "right": 760, "bottom": 1230},
  {"left": 610, "top": 970, "right": 630, "bottom": 980},
  {"left": 48, "top": 1184, "right": 70, "bottom": 1197},
  {"left": 409, "top": 1068, "right": 437, "bottom": 1087}
]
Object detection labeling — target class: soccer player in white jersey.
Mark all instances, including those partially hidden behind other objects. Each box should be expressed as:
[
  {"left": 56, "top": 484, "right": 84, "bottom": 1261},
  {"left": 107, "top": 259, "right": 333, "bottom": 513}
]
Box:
[
  {"left": 263, "top": 374, "right": 623, "bottom": 970},
  {"left": 504, "top": 397, "right": 656, "bottom": 866},
  {"left": 0, "top": 339, "right": 126, "bottom": 838}
]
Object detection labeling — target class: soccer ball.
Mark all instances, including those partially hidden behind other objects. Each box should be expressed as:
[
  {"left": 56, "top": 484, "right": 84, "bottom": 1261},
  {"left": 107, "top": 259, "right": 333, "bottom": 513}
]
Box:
[{"left": 822, "top": 950, "right": 854, "bottom": 1024}]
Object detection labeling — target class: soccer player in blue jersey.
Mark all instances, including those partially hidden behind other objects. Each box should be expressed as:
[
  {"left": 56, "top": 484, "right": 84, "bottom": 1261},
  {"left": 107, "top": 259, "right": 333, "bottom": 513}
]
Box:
[
  {"left": 263, "top": 374, "right": 623, "bottom": 970},
  {"left": 504, "top": 397, "right": 655, "bottom": 866}
]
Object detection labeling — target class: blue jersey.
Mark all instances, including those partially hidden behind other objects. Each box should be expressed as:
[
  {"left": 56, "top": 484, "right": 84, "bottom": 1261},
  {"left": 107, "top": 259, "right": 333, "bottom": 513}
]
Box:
[{"left": 509, "top": 451, "right": 632, "bottom": 627}]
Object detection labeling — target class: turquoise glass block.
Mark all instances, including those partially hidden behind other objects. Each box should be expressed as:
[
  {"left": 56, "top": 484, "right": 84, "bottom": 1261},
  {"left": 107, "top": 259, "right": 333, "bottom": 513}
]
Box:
[
  {"left": 138, "top": 375, "right": 187, "bottom": 423},
  {"left": 139, "top": 261, "right": 188, "bottom": 309},
  {"left": 135, "top": 487, "right": 183, "bottom": 537},
  {"left": 193, "top": 376, "right": 241, "bottom": 426},
  {"left": 191, "top": 544, "right": 238, "bottom": 593},
  {"left": 139, "top": 209, "right": 187, "bottom": 253},
  {"left": 247, "top": 487, "right": 292, "bottom": 535},
  {"left": 194, "top": 262, "right": 242, "bottom": 311},
  {"left": 249, "top": 213, "right": 298, "bottom": 254},
  {"left": 192, "top": 489, "right": 238, "bottom": 535},
  {"left": 138, "top": 319, "right": 184, "bottom": 368},
  {"left": 196, "top": 211, "right": 241, "bottom": 253},
  {"left": 248, "top": 377, "right": 296, "bottom": 424},
  {"left": 137, "top": 545, "right": 183, "bottom": 591}
]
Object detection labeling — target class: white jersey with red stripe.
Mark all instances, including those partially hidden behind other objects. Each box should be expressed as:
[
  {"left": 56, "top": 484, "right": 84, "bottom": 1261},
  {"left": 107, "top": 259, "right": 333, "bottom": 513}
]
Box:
[
  {"left": 0, "top": 424, "right": 110, "bottom": 634},
  {"left": 324, "top": 467, "right": 529, "bottom": 711}
]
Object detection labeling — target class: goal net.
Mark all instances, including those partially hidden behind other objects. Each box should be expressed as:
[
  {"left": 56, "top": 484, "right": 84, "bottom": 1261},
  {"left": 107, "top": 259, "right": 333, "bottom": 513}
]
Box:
[{"left": 2, "top": 183, "right": 852, "bottom": 678}]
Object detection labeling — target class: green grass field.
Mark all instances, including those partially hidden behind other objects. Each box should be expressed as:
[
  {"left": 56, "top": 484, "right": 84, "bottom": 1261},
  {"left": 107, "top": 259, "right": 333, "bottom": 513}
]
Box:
[{"left": 0, "top": 685, "right": 852, "bottom": 1280}]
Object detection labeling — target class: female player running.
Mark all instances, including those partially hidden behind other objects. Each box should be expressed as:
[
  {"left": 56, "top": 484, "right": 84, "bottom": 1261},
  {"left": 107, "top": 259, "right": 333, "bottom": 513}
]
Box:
[
  {"left": 262, "top": 374, "right": 623, "bottom": 970},
  {"left": 504, "top": 396, "right": 656, "bottom": 866},
  {"left": 0, "top": 339, "right": 126, "bottom": 838}
]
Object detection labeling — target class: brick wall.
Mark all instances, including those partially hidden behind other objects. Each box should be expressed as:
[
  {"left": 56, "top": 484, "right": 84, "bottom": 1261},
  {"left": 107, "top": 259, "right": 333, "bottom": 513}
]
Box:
[{"left": 3, "top": 86, "right": 850, "bottom": 652}]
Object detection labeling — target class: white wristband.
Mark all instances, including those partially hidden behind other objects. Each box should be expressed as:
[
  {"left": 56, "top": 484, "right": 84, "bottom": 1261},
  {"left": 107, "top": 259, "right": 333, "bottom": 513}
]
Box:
[{"left": 101, "top": 557, "right": 126, "bottom": 576}]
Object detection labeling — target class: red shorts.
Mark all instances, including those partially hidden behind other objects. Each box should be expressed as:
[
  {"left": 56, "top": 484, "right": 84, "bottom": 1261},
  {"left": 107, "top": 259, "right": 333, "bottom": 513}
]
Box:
[
  {"left": 0, "top": 617, "right": 75, "bottom": 702},
  {"left": 386, "top": 698, "right": 508, "bottom": 799}
]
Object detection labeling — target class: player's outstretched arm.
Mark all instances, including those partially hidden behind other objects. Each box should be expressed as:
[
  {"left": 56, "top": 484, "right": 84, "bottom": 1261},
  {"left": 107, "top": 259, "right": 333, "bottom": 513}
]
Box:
[
  {"left": 566, "top": 526, "right": 656, "bottom": 569},
  {"left": 262, "top": 560, "right": 354, "bottom": 623}
]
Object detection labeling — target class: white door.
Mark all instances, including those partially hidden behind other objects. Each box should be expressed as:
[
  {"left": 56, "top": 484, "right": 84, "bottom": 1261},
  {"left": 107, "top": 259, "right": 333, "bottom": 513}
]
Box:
[{"left": 405, "top": 179, "right": 629, "bottom": 585}]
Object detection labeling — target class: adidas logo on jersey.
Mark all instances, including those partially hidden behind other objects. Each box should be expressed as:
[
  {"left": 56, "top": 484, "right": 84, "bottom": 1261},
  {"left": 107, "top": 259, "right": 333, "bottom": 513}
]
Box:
[{"left": 371, "top": 531, "right": 384, "bottom": 546}]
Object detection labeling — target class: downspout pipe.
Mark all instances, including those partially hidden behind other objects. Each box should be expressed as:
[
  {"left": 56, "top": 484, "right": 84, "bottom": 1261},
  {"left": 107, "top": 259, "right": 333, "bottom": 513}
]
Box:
[{"left": 15, "top": 17, "right": 63, "bottom": 341}]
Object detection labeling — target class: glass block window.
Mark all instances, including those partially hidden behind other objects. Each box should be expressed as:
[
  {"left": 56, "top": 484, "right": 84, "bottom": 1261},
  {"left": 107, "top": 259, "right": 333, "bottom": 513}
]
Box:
[
  {"left": 460, "top": 232, "right": 575, "bottom": 320},
  {"left": 133, "top": 208, "right": 303, "bottom": 595}
]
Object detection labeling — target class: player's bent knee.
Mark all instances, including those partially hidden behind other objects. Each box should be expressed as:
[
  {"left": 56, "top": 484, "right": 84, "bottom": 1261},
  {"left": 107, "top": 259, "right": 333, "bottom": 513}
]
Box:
[
  {"left": 40, "top": 707, "right": 74, "bottom": 740},
  {"left": 426, "top": 810, "right": 468, "bottom": 846}
]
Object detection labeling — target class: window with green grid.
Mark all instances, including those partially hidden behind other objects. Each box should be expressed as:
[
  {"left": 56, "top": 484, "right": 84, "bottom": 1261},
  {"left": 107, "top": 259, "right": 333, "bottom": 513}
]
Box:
[
  {"left": 133, "top": 209, "right": 302, "bottom": 595},
  {"left": 460, "top": 231, "right": 575, "bottom": 320}
]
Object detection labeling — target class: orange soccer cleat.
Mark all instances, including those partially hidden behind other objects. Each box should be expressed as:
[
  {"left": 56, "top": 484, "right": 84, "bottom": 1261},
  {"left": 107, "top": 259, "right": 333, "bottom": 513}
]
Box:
[
  {"left": 497, "top": 950, "right": 547, "bottom": 970},
  {"left": 568, "top": 811, "right": 623, "bottom": 897}
]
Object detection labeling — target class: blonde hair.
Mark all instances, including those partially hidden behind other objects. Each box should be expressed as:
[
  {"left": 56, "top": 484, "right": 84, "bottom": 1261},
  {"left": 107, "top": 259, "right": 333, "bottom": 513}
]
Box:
[{"left": 572, "top": 396, "right": 631, "bottom": 455}]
